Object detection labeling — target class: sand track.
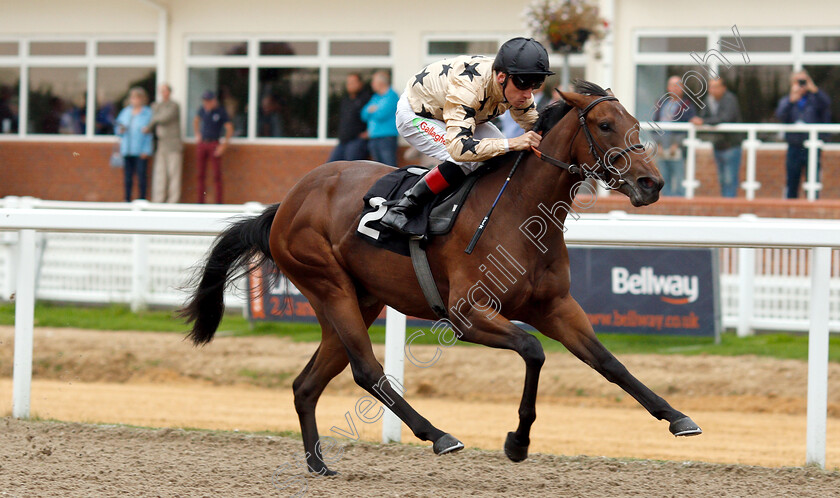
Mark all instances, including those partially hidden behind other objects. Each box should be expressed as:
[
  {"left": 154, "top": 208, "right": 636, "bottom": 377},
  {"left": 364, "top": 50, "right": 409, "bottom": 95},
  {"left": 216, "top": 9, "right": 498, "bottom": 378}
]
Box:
[{"left": 1, "top": 326, "right": 840, "bottom": 496}]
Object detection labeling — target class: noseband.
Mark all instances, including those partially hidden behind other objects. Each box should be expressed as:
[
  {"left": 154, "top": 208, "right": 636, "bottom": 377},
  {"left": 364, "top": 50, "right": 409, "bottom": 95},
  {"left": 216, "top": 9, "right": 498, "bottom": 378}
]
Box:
[{"left": 530, "top": 95, "right": 645, "bottom": 189}]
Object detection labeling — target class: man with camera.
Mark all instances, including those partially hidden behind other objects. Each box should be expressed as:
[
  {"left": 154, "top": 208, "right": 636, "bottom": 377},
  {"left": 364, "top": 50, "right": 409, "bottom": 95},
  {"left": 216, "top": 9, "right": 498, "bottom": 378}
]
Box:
[{"left": 775, "top": 70, "right": 832, "bottom": 199}]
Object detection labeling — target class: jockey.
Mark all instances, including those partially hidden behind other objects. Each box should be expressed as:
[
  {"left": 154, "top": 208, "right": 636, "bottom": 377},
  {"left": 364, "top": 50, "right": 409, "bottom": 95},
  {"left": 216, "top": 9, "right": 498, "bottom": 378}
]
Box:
[{"left": 380, "top": 37, "right": 554, "bottom": 235}]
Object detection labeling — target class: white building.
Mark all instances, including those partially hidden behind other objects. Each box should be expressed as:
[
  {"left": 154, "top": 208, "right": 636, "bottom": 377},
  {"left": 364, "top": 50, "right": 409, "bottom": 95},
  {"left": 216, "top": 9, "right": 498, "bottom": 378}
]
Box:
[{"left": 1, "top": 0, "right": 838, "bottom": 144}]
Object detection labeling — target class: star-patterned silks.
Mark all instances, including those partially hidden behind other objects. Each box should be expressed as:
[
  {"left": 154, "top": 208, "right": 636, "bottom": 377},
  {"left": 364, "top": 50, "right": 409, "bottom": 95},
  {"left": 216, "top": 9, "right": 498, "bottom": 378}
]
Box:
[
  {"left": 478, "top": 95, "right": 491, "bottom": 111},
  {"left": 460, "top": 136, "right": 480, "bottom": 155},
  {"left": 461, "top": 104, "right": 476, "bottom": 120},
  {"left": 413, "top": 67, "right": 430, "bottom": 87},
  {"left": 460, "top": 62, "right": 481, "bottom": 81},
  {"left": 455, "top": 126, "right": 472, "bottom": 138},
  {"left": 439, "top": 63, "right": 452, "bottom": 77},
  {"left": 418, "top": 105, "right": 435, "bottom": 119}
]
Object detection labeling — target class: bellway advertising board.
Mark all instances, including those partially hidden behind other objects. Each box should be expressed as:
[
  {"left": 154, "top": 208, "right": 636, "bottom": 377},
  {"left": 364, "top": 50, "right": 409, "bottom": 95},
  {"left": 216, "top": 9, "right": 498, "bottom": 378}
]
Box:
[
  {"left": 567, "top": 247, "right": 720, "bottom": 338},
  {"left": 248, "top": 247, "right": 720, "bottom": 338}
]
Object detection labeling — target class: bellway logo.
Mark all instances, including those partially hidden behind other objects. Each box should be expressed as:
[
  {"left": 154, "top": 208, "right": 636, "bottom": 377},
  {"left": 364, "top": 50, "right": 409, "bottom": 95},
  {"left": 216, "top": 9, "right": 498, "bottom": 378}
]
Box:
[{"left": 611, "top": 267, "right": 699, "bottom": 304}]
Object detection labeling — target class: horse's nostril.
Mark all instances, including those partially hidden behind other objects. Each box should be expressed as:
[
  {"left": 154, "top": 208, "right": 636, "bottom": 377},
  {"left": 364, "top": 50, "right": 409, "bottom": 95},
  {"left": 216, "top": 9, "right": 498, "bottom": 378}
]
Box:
[{"left": 637, "top": 177, "right": 657, "bottom": 191}]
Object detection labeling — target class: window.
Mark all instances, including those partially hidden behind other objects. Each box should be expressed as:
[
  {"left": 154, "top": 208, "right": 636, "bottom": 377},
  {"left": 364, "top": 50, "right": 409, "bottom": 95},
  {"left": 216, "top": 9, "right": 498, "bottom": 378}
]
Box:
[
  {"left": 30, "top": 41, "right": 86, "bottom": 56},
  {"left": 428, "top": 40, "right": 499, "bottom": 57},
  {"left": 187, "top": 67, "right": 249, "bottom": 138},
  {"left": 95, "top": 67, "right": 156, "bottom": 135},
  {"left": 634, "top": 30, "right": 840, "bottom": 126},
  {"left": 259, "top": 41, "right": 318, "bottom": 57},
  {"left": 424, "top": 35, "right": 585, "bottom": 88},
  {"left": 803, "top": 65, "right": 840, "bottom": 126},
  {"left": 638, "top": 36, "right": 706, "bottom": 53},
  {"left": 189, "top": 41, "right": 247, "bottom": 57},
  {"left": 97, "top": 41, "right": 154, "bottom": 57},
  {"left": 186, "top": 36, "right": 393, "bottom": 140},
  {"left": 257, "top": 67, "right": 318, "bottom": 138},
  {"left": 0, "top": 42, "right": 18, "bottom": 57},
  {"left": 28, "top": 67, "right": 87, "bottom": 134},
  {"left": 326, "top": 68, "right": 388, "bottom": 138},
  {"left": 804, "top": 36, "right": 840, "bottom": 53},
  {"left": 0, "top": 37, "right": 156, "bottom": 137},
  {"left": 0, "top": 67, "right": 20, "bottom": 134},
  {"left": 720, "top": 35, "right": 790, "bottom": 53}
]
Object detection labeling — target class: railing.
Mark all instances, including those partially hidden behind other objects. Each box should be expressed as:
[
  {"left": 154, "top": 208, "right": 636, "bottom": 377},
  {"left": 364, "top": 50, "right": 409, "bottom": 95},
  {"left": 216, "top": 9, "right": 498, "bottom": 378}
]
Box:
[
  {"left": 1, "top": 202, "right": 839, "bottom": 467},
  {"left": 0, "top": 197, "right": 262, "bottom": 311},
  {"left": 2, "top": 199, "right": 839, "bottom": 332},
  {"left": 638, "top": 122, "right": 840, "bottom": 200}
]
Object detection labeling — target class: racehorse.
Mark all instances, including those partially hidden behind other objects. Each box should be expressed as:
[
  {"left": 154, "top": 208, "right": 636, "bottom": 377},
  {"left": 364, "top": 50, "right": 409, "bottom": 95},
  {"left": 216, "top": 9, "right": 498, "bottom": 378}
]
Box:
[{"left": 181, "top": 81, "right": 702, "bottom": 476}]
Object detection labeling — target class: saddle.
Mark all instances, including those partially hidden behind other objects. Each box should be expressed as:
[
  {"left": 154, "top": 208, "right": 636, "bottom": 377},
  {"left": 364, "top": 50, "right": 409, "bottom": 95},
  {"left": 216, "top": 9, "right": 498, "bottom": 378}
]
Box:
[
  {"left": 356, "top": 166, "right": 485, "bottom": 256},
  {"left": 356, "top": 166, "right": 490, "bottom": 319}
]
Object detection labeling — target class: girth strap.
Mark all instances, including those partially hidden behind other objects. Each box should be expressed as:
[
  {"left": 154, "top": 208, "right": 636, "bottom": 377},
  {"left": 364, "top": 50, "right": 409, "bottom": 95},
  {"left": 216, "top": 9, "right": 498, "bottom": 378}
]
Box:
[{"left": 409, "top": 237, "right": 449, "bottom": 319}]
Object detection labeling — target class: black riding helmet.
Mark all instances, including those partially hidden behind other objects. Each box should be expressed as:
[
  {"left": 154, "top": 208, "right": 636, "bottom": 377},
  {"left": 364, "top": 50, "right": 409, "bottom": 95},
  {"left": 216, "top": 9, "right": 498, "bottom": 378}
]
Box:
[{"left": 493, "top": 37, "right": 555, "bottom": 92}]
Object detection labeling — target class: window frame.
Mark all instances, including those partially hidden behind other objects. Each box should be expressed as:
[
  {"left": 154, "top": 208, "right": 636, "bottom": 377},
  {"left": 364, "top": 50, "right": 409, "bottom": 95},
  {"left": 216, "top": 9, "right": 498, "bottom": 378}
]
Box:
[
  {"left": 184, "top": 34, "right": 394, "bottom": 144},
  {"left": 0, "top": 35, "right": 157, "bottom": 141},
  {"left": 422, "top": 33, "right": 587, "bottom": 80},
  {"left": 632, "top": 27, "right": 840, "bottom": 149}
]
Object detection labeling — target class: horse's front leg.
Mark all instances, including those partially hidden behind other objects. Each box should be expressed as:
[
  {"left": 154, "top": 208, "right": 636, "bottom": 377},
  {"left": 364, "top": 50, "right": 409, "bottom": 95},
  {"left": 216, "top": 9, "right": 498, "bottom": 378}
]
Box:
[
  {"left": 449, "top": 309, "right": 545, "bottom": 461},
  {"left": 531, "top": 295, "right": 702, "bottom": 437}
]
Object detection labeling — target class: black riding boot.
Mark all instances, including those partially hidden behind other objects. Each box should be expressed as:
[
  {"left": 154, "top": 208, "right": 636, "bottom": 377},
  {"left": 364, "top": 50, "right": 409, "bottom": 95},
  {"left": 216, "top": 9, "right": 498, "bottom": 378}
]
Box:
[{"left": 380, "top": 177, "right": 437, "bottom": 236}]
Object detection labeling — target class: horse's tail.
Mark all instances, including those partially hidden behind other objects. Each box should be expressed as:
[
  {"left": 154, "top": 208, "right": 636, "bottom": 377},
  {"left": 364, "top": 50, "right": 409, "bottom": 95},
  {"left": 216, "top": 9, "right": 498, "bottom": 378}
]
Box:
[{"left": 179, "top": 203, "right": 280, "bottom": 346}]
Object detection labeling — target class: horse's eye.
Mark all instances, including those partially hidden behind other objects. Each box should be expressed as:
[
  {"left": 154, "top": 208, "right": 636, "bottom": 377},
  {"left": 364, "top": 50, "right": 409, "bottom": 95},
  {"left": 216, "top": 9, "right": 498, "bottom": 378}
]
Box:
[{"left": 599, "top": 122, "right": 611, "bottom": 131}]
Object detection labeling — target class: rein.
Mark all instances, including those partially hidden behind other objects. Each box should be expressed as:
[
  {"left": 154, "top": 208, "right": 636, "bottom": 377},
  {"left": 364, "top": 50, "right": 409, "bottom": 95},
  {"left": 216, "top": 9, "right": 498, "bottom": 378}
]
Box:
[{"left": 530, "top": 95, "right": 645, "bottom": 188}]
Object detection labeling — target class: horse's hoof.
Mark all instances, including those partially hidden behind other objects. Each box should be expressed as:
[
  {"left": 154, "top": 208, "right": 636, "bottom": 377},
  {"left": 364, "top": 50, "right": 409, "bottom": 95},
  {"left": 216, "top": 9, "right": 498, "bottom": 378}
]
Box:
[
  {"left": 670, "top": 416, "right": 702, "bottom": 437},
  {"left": 433, "top": 433, "right": 464, "bottom": 455},
  {"left": 504, "top": 431, "right": 529, "bottom": 462},
  {"left": 308, "top": 465, "right": 339, "bottom": 477}
]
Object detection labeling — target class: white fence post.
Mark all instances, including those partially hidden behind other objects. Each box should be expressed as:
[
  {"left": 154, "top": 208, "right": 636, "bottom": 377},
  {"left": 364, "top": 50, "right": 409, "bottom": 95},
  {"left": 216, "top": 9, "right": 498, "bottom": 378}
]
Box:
[
  {"left": 741, "top": 130, "right": 761, "bottom": 200},
  {"left": 806, "top": 246, "right": 831, "bottom": 468},
  {"left": 382, "top": 306, "right": 406, "bottom": 443},
  {"left": 737, "top": 244, "right": 756, "bottom": 338},
  {"left": 130, "top": 200, "right": 150, "bottom": 312},
  {"left": 682, "top": 125, "right": 700, "bottom": 199},
  {"left": 803, "top": 129, "right": 823, "bottom": 201},
  {"left": 12, "top": 228, "right": 37, "bottom": 419}
]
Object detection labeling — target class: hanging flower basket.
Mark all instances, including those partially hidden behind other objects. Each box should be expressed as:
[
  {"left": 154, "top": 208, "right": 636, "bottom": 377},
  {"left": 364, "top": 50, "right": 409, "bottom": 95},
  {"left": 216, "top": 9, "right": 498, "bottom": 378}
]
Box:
[{"left": 524, "top": 0, "right": 607, "bottom": 54}]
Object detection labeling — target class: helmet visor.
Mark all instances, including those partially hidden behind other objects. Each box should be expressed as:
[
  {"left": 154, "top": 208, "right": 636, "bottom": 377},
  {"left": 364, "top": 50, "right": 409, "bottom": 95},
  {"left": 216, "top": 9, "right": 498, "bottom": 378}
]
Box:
[{"left": 511, "top": 74, "right": 546, "bottom": 91}]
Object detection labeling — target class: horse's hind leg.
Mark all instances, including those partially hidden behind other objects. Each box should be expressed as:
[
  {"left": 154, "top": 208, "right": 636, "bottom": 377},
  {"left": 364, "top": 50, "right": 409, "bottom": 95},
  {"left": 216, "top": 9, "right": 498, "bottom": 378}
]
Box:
[
  {"left": 292, "top": 303, "right": 384, "bottom": 476},
  {"left": 322, "top": 294, "right": 460, "bottom": 454},
  {"left": 533, "top": 296, "right": 702, "bottom": 437},
  {"left": 292, "top": 316, "right": 348, "bottom": 476}
]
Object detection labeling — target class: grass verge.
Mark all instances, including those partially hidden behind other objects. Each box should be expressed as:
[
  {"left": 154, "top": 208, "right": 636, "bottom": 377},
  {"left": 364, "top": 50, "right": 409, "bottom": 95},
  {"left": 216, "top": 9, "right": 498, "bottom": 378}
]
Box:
[{"left": 1, "top": 302, "right": 838, "bottom": 362}]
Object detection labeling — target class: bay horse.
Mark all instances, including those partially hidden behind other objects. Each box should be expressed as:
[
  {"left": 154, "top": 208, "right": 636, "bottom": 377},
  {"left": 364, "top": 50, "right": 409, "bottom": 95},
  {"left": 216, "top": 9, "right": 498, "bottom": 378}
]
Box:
[{"left": 181, "top": 81, "right": 701, "bottom": 476}]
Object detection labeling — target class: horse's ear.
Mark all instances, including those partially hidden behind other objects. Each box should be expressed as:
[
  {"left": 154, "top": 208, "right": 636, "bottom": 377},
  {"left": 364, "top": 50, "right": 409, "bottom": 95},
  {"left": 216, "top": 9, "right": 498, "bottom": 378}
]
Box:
[
  {"left": 605, "top": 88, "right": 615, "bottom": 97},
  {"left": 556, "top": 90, "right": 589, "bottom": 109}
]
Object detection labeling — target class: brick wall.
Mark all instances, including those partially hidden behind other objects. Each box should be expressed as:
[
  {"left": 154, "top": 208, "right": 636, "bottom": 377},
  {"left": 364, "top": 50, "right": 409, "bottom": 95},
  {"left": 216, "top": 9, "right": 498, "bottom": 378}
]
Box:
[{"left": 1, "top": 141, "right": 839, "bottom": 218}]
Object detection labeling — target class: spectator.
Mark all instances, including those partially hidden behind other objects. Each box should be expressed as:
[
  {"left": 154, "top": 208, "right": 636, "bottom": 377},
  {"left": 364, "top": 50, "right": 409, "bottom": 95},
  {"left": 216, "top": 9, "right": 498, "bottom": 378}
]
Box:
[
  {"left": 0, "top": 85, "right": 17, "bottom": 134},
  {"left": 361, "top": 71, "right": 399, "bottom": 166},
  {"left": 258, "top": 93, "right": 284, "bottom": 137},
  {"left": 653, "top": 75, "right": 696, "bottom": 196},
  {"left": 115, "top": 87, "right": 153, "bottom": 201},
  {"left": 775, "top": 70, "right": 832, "bottom": 199},
  {"left": 690, "top": 78, "right": 743, "bottom": 198},
  {"left": 95, "top": 91, "right": 116, "bottom": 135},
  {"left": 193, "top": 90, "right": 234, "bottom": 204},
  {"left": 60, "top": 93, "right": 86, "bottom": 135},
  {"left": 145, "top": 83, "right": 183, "bottom": 203},
  {"left": 328, "top": 73, "right": 370, "bottom": 162}
]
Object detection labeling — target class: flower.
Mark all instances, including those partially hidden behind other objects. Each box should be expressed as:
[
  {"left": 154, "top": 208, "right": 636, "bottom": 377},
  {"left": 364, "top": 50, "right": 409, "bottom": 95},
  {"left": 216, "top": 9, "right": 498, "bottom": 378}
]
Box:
[{"left": 523, "top": 0, "right": 607, "bottom": 52}]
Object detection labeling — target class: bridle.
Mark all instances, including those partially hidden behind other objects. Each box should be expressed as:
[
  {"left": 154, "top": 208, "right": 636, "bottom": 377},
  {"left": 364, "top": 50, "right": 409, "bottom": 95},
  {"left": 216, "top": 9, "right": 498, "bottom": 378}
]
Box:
[{"left": 530, "top": 95, "right": 646, "bottom": 189}]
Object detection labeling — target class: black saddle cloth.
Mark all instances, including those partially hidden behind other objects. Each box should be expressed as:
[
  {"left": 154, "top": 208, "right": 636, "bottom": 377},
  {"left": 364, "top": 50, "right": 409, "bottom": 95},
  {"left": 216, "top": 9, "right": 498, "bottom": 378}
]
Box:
[{"left": 356, "top": 166, "right": 486, "bottom": 256}]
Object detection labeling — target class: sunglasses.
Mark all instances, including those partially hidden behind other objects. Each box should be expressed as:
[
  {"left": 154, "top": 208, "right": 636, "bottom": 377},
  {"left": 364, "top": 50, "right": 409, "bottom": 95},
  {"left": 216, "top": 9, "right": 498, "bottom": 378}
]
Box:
[{"left": 510, "top": 75, "right": 545, "bottom": 91}]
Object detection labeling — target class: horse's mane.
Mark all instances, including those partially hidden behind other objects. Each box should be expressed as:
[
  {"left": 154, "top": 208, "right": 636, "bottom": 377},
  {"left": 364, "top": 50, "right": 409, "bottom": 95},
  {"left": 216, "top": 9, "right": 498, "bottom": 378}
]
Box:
[{"left": 533, "top": 80, "right": 610, "bottom": 134}]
